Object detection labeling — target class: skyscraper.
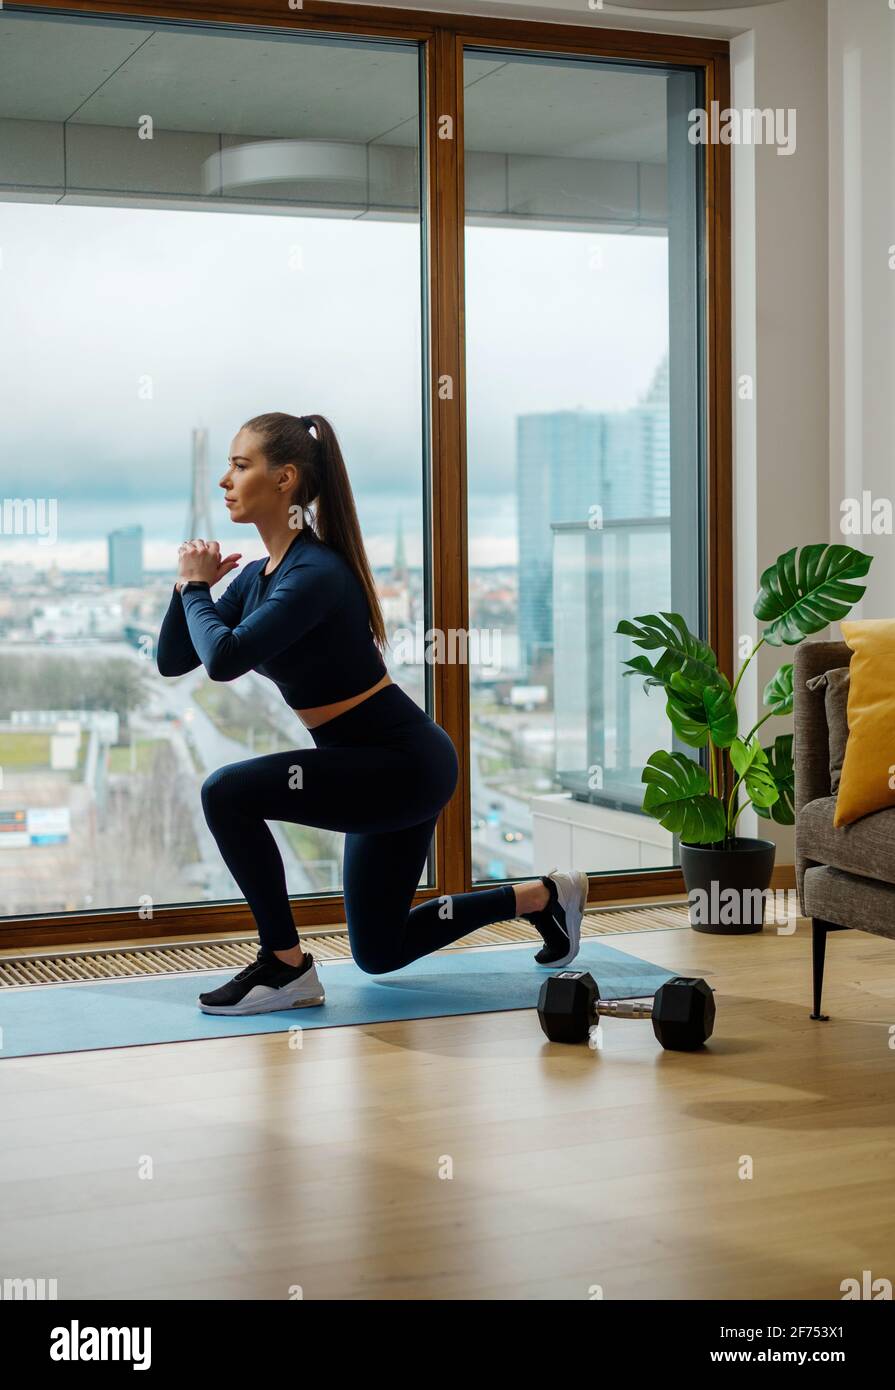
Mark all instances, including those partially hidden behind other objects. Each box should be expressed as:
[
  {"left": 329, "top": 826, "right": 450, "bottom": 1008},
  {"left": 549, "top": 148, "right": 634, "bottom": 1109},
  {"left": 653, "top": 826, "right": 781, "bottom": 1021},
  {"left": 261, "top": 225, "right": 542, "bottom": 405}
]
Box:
[
  {"left": 185, "top": 427, "right": 213, "bottom": 542},
  {"left": 107, "top": 525, "right": 144, "bottom": 587},
  {"left": 517, "top": 353, "right": 669, "bottom": 673},
  {"left": 392, "top": 511, "right": 408, "bottom": 585}
]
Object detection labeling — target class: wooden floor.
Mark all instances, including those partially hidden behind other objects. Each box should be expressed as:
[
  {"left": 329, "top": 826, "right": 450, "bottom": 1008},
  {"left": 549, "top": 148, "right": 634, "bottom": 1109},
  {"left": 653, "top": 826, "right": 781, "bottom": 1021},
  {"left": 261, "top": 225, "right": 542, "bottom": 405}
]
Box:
[{"left": 1, "top": 913, "right": 893, "bottom": 1300}]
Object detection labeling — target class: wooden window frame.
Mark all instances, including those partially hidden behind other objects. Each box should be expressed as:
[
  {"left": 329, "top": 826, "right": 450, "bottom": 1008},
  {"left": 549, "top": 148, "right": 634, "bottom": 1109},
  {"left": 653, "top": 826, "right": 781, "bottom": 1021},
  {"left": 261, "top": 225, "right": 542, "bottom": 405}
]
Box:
[{"left": 3, "top": 1, "right": 731, "bottom": 949}]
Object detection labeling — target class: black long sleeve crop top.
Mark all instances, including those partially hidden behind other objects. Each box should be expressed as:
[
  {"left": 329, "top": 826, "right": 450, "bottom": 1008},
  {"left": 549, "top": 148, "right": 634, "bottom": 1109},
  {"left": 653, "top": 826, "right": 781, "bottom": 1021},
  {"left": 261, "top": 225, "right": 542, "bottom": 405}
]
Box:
[{"left": 156, "top": 528, "right": 388, "bottom": 708}]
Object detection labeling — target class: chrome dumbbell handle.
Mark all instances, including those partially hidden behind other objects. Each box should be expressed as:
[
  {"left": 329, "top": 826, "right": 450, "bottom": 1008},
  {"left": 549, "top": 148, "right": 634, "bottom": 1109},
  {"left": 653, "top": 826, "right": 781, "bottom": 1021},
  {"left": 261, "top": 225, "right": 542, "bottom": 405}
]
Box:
[{"left": 596, "top": 999, "right": 654, "bottom": 1020}]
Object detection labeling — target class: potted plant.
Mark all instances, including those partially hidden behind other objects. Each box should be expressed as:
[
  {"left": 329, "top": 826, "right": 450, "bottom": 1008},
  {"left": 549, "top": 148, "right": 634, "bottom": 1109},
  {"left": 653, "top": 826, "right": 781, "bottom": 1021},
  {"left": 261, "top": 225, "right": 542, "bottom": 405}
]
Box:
[{"left": 615, "top": 543, "right": 872, "bottom": 933}]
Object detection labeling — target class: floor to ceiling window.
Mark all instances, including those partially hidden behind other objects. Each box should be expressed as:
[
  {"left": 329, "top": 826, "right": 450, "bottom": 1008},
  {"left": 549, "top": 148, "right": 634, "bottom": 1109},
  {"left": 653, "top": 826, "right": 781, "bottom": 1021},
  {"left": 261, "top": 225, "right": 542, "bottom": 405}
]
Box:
[
  {"left": 0, "top": 10, "right": 427, "bottom": 918},
  {"left": 0, "top": 3, "right": 726, "bottom": 946},
  {"left": 462, "top": 49, "right": 705, "bottom": 885}
]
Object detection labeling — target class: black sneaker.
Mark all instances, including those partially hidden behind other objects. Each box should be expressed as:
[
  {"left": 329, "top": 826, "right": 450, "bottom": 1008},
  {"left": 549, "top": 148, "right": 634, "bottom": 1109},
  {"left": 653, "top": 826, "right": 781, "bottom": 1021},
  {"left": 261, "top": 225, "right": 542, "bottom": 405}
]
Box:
[
  {"left": 198, "top": 947, "right": 325, "bottom": 1016},
  {"left": 521, "top": 867, "right": 588, "bottom": 967}
]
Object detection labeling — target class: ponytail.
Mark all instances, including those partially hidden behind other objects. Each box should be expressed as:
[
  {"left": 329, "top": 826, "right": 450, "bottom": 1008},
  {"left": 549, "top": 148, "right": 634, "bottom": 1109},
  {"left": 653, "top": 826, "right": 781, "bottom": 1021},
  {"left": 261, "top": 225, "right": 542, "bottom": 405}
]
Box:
[{"left": 242, "top": 411, "right": 388, "bottom": 656}]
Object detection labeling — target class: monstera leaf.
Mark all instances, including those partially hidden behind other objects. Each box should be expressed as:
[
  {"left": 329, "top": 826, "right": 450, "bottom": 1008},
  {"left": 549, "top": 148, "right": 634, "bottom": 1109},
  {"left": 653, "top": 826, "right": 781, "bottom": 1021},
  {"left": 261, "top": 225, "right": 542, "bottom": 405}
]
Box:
[
  {"left": 620, "top": 543, "right": 873, "bottom": 845},
  {"left": 666, "top": 669, "right": 739, "bottom": 749},
  {"left": 641, "top": 750, "right": 727, "bottom": 844},
  {"left": 754, "top": 544, "right": 872, "bottom": 646},
  {"left": 754, "top": 734, "right": 794, "bottom": 825},
  {"left": 614, "top": 649, "right": 675, "bottom": 696},
  {"left": 763, "top": 663, "right": 794, "bottom": 716},
  {"left": 616, "top": 612, "right": 724, "bottom": 694},
  {"left": 729, "top": 737, "right": 779, "bottom": 809}
]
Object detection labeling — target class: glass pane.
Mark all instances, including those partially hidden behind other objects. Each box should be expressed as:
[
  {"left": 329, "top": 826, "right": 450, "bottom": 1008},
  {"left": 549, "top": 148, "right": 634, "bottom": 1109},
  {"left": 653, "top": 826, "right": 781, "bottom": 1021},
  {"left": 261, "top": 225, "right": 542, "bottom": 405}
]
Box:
[
  {"left": 0, "top": 10, "right": 426, "bottom": 919},
  {"left": 463, "top": 48, "right": 705, "bottom": 884}
]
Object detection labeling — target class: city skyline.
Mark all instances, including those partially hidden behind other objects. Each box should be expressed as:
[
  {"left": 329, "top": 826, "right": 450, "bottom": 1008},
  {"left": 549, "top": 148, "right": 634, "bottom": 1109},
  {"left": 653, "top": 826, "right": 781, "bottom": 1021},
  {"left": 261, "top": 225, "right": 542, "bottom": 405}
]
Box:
[{"left": 0, "top": 356, "right": 669, "bottom": 575}]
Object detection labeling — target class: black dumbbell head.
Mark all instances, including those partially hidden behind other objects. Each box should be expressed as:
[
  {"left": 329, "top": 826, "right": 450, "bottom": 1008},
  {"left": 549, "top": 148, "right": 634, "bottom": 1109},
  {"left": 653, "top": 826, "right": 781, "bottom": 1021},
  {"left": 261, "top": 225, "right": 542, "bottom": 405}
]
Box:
[
  {"left": 537, "top": 970, "right": 598, "bottom": 1044},
  {"left": 651, "top": 976, "right": 715, "bottom": 1050}
]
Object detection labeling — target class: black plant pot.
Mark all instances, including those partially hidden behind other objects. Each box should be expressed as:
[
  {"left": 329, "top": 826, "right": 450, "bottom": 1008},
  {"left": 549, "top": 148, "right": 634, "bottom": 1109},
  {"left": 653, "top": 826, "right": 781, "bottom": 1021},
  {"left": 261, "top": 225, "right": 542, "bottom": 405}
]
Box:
[{"left": 679, "top": 837, "right": 777, "bottom": 934}]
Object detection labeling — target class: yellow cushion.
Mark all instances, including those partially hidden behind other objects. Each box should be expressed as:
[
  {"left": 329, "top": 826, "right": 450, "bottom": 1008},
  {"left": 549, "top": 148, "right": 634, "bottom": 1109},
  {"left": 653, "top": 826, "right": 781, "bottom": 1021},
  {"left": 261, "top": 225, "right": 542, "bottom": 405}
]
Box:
[{"left": 834, "top": 619, "right": 895, "bottom": 827}]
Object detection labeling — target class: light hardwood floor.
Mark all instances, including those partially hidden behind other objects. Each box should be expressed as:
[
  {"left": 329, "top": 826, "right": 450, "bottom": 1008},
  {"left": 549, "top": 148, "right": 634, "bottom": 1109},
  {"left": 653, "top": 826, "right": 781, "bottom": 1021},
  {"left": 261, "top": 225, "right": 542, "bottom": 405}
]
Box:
[{"left": 1, "top": 913, "right": 893, "bottom": 1300}]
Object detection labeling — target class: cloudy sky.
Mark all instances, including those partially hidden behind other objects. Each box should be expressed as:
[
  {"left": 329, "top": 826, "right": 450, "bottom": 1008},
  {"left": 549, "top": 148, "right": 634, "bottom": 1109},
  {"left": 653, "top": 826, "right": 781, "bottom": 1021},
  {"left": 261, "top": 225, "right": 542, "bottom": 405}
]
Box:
[{"left": 0, "top": 201, "right": 668, "bottom": 566}]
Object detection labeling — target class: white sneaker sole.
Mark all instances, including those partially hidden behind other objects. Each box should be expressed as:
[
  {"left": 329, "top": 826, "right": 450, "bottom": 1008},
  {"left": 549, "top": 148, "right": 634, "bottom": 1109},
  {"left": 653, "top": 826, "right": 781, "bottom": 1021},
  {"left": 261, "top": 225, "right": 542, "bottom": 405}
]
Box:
[
  {"left": 198, "top": 973, "right": 326, "bottom": 1016},
  {"left": 539, "top": 868, "right": 588, "bottom": 967}
]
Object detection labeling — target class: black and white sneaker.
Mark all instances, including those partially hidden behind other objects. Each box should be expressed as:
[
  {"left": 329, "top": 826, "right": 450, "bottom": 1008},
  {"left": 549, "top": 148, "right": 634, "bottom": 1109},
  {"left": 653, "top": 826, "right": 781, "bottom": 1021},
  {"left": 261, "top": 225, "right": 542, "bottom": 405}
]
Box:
[
  {"left": 198, "top": 947, "right": 325, "bottom": 1016},
  {"left": 521, "top": 867, "right": 588, "bottom": 967}
]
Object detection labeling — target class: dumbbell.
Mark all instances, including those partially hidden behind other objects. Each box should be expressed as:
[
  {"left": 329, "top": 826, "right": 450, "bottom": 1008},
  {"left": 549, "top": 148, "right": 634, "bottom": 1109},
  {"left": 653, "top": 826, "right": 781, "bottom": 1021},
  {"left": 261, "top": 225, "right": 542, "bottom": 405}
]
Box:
[{"left": 537, "top": 972, "right": 715, "bottom": 1051}]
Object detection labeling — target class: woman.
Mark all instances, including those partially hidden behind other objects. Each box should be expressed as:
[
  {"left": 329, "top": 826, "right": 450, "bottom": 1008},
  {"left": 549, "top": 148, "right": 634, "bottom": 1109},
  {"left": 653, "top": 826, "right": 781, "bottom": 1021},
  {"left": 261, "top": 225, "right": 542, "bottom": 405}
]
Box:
[{"left": 157, "top": 411, "right": 587, "bottom": 1016}]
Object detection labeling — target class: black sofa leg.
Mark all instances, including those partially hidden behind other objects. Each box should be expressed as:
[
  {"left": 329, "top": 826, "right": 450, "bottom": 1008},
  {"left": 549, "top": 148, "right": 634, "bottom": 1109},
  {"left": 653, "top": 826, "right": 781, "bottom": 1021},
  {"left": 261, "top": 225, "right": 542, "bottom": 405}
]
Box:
[{"left": 811, "top": 918, "right": 850, "bottom": 1021}]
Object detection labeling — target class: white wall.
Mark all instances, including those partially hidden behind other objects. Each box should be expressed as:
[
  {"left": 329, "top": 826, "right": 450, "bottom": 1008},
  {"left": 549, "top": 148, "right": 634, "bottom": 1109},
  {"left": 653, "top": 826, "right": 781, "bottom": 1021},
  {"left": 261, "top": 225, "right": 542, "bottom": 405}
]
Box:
[
  {"left": 726, "top": 0, "right": 829, "bottom": 868},
  {"left": 828, "top": 0, "right": 895, "bottom": 612}
]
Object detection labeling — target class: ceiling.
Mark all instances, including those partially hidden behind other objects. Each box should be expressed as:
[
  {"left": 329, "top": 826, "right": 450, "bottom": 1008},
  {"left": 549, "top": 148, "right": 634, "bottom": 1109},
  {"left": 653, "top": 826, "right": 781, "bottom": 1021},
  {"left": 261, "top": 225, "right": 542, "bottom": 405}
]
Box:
[{"left": 0, "top": 10, "right": 673, "bottom": 163}]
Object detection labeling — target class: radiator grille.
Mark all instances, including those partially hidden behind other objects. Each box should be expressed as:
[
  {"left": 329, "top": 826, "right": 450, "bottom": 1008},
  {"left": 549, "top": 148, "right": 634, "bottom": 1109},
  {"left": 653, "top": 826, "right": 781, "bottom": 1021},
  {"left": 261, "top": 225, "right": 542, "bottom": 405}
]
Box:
[{"left": 0, "top": 901, "right": 692, "bottom": 988}]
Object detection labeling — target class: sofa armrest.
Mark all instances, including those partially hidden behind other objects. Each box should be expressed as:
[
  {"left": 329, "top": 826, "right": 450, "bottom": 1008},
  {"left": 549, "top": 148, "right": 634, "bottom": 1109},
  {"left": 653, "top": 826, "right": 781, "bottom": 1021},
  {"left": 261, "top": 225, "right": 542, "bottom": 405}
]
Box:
[
  {"left": 794, "top": 638, "right": 852, "bottom": 913},
  {"left": 793, "top": 639, "right": 851, "bottom": 815}
]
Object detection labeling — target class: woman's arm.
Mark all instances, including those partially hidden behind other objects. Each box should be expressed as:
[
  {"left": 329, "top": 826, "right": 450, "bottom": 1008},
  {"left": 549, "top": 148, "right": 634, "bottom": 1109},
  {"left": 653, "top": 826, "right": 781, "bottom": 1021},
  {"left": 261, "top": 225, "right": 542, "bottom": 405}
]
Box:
[
  {"left": 179, "top": 563, "right": 345, "bottom": 682},
  {"left": 157, "top": 569, "right": 249, "bottom": 677}
]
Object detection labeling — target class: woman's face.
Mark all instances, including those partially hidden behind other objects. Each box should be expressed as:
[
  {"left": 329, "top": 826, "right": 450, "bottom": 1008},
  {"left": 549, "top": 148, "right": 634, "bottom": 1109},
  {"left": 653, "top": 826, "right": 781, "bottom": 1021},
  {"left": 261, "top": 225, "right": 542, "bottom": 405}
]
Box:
[{"left": 219, "top": 429, "right": 297, "bottom": 524}]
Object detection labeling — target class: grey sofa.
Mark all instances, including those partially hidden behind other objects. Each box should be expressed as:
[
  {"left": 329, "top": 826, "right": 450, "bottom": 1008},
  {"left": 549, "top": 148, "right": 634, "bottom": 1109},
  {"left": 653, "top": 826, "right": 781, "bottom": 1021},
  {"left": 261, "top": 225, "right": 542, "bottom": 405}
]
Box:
[{"left": 794, "top": 638, "right": 895, "bottom": 1021}]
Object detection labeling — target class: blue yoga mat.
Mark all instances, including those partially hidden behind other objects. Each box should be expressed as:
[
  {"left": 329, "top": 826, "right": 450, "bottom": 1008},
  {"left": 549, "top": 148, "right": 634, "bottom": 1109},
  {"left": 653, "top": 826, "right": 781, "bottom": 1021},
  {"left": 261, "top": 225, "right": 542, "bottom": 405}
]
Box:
[{"left": 0, "top": 941, "right": 681, "bottom": 1059}]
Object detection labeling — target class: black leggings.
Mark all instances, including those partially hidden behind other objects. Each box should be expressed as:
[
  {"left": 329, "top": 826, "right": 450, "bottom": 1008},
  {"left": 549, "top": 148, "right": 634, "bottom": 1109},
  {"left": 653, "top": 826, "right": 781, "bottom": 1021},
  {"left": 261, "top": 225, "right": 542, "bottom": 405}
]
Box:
[{"left": 199, "top": 683, "right": 518, "bottom": 972}]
